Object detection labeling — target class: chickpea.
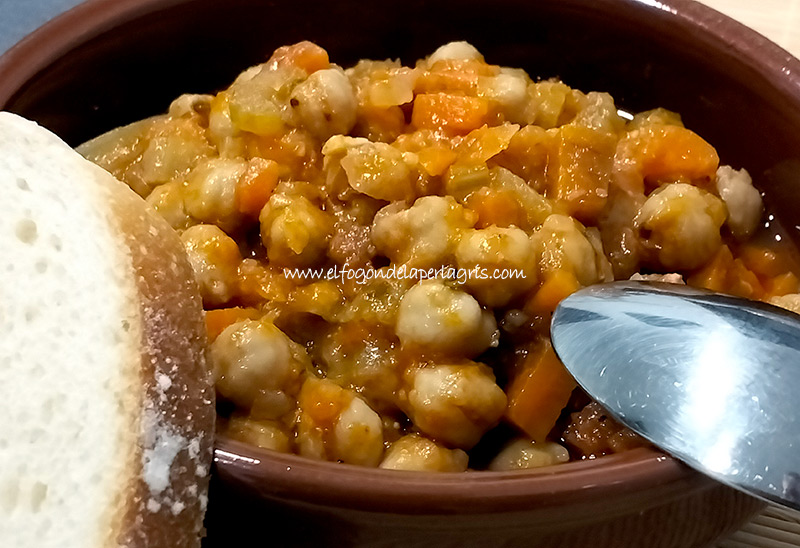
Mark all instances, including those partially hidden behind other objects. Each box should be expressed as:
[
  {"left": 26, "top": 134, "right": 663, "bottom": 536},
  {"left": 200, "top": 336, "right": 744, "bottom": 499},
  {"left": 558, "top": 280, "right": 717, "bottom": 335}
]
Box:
[
  {"left": 455, "top": 226, "right": 537, "bottom": 306},
  {"left": 145, "top": 180, "right": 194, "bottom": 231},
  {"left": 290, "top": 67, "right": 357, "bottom": 140},
  {"left": 380, "top": 434, "right": 469, "bottom": 472},
  {"left": 533, "top": 214, "right": 606, "bottom": 286},
  {"left": 208, "top": 92, "right": 245, "bottom": 157},
  {"left": 396, "top": 279, "right": 498, "bottom": 358},
  {"left": 488, "top": 439, "right": 570, "bottom": 471},
  {"left": 224, "top": 415, "right": 291, "bottom": 453},
  {"left": 139, "top": 116, "right": 215, "bottom": 188},
  {"left": 427, "top": 41, "right": 484, "bottom": 65},
  {"left": 477, "top": 68, "right": 530, "bottom": 124},
  {"left": 259, "top": 193, "right": 333, "bottom": 267},
  {"left": 211, "top": 319, "right": 305, "bottom": 416},
  {"left": 180, "top": 224, "right": 241, "bottom": 306},
  {"left": 716, "top": 165, "right": 763, "bottom": 240},
  {"left": 405, "top": 362, "right": 507, "bottom": 449},
  {"left": 339, "top": 141, "right": 415, "bottom": 201},
  {"left": 183, "top": 157, "right": 247, "bottom": 232},
  {"left": 635, "top": 183, "right": 727, "bottom": 270},
  {"left": 334, "top": 396, "right": 385, "bottom": 467},
  {"left": 296, "top": 377, "right": 384, "bottom": 466},
  {"left": 318, "top": 323, "right": 402, "bottom": 413},
  {"left": 372, "top": 196, "right": 476, "bottom": 269}
]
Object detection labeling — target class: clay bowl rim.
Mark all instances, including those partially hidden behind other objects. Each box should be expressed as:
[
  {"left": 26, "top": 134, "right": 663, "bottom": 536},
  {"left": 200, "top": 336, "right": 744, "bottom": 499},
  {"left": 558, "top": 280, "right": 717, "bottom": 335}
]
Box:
[
  {"left": 1, "top": 0, "right": 799, "bottom": 517},
  {"left": 214, "top": 439, "right": 707, "bottom": 515},
  {"left": 2, "top": 0, "right": 800, "bottom": 107}
]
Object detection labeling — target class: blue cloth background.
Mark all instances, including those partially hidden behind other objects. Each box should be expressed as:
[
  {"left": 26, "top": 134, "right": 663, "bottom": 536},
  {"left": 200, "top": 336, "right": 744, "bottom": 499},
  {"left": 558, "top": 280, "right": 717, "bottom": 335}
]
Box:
[{"left": 0, "top": 0, "right": 84, "bottom": 55}]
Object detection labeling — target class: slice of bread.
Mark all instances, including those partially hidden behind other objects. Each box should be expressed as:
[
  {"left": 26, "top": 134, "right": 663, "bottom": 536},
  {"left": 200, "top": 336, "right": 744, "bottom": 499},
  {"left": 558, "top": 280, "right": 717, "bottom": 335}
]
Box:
[{"left": 0, "top": 112, "right": 214, "bottom": 547}]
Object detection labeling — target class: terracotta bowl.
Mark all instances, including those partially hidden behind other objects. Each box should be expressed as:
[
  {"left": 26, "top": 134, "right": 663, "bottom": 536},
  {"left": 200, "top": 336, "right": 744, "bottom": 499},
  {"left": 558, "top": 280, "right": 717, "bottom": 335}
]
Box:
[{"left": 3, "top": 0, "right": 799, "bottom": 546}]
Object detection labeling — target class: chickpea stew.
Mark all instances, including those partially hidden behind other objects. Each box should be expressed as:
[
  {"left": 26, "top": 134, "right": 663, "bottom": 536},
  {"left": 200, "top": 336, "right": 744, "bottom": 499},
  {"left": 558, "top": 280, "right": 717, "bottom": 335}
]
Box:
[{"left": 80, "top": 41, "right": 800, "bottom": 472}]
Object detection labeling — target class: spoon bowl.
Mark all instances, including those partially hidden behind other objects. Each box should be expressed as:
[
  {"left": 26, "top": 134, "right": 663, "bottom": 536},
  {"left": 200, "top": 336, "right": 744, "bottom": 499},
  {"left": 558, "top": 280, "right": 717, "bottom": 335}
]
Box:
[{"left": 552, "top": 281, "right": 800, "bottom": 511}]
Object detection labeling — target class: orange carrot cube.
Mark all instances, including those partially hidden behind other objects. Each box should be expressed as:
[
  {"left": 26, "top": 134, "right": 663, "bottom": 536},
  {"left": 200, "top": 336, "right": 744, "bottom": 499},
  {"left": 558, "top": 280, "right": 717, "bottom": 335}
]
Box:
[
  {"left": 506, "top": 342, "right": 577, "bottom": 442},
  {"left": 236, "top": 158, "right": 279, "bottom": 217},
  {"left": 525, "top": 270, "right": 581, "bottom": 316},
  {"left": 411, "top": 93, "right": 490, "bottom": 135}
]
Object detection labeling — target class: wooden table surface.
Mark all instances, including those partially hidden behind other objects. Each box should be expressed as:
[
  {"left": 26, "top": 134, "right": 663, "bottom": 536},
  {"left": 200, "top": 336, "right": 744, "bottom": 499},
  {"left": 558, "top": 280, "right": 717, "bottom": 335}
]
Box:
[{"left": 700, "top": 0, "right": 800, "bottom": 58}]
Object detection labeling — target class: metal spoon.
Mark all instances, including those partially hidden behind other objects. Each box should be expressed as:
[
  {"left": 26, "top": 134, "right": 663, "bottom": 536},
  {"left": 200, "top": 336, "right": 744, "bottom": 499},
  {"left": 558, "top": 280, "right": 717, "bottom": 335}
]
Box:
[{"left": 550, "top": 281, "right": 800, "bottom": 511}]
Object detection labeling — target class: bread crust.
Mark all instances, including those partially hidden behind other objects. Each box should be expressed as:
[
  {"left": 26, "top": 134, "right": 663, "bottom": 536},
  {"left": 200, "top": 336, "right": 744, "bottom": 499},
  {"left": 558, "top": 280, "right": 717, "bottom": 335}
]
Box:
[
  {"left": 0, "top": 111, "right": 213, "bottom": 547},
  {"left": 102, "top": 173, "right": 214, "bottom": 547}
]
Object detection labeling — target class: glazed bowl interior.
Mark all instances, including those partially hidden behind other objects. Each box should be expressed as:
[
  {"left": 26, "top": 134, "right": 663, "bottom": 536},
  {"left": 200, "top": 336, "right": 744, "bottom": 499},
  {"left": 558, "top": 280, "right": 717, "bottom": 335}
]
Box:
[{"left": 2, "top": 0, "right": 799, "bottom": 545}]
